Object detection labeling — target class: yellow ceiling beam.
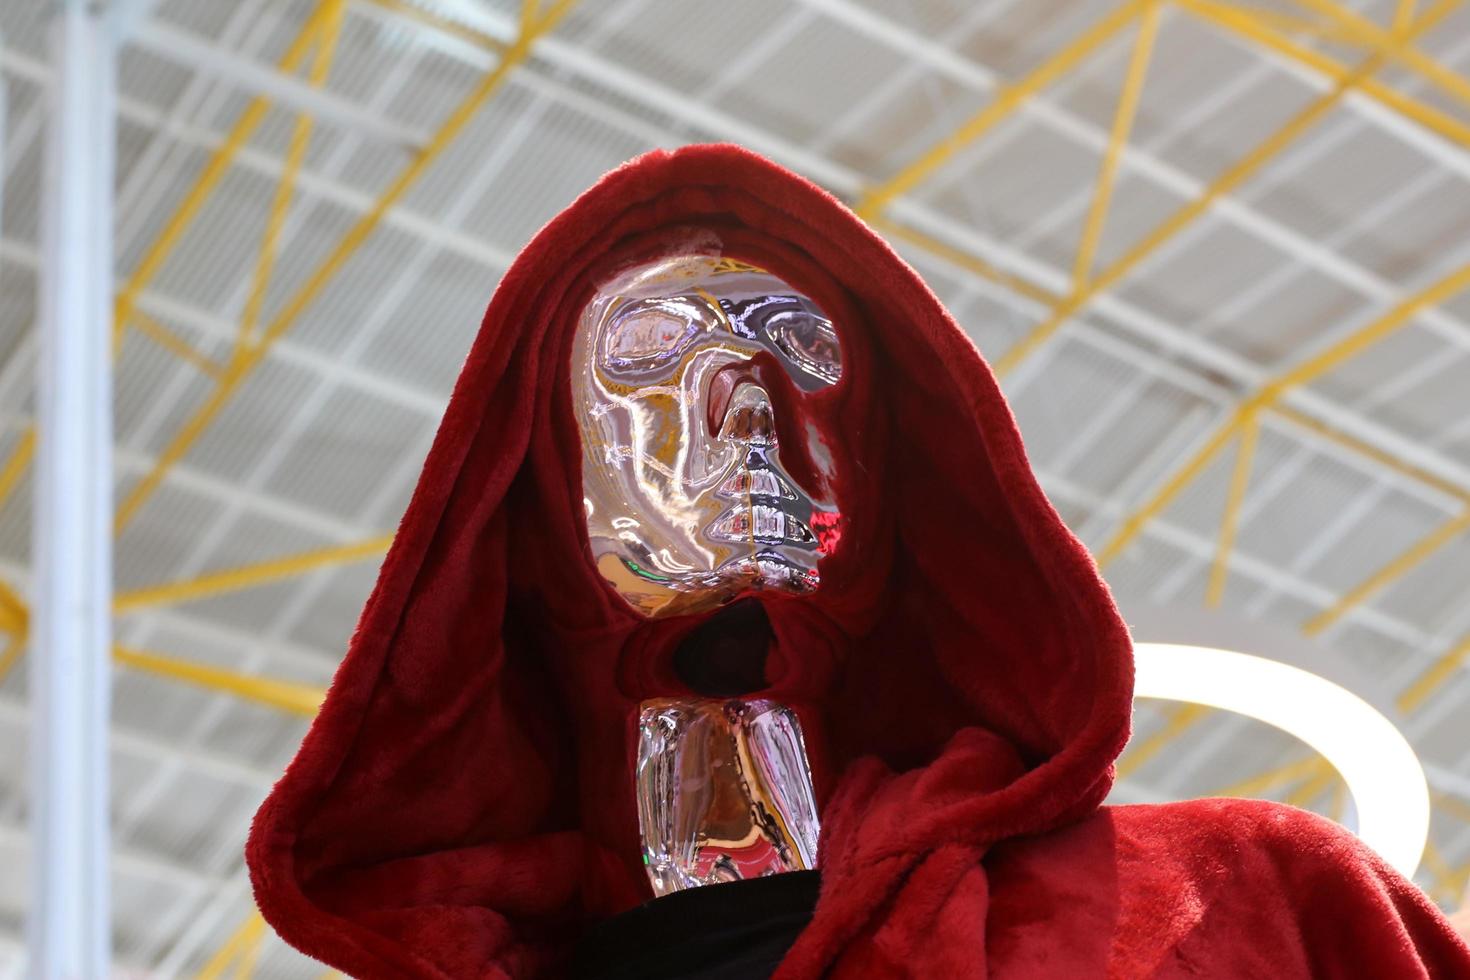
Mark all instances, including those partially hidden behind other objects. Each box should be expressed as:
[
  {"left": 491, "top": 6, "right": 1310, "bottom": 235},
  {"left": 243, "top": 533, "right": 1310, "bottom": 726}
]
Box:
[
  {"left": 114, "top": 535, "right": 393, "bottom": 612},
  {"left": 1398, "top": 632, "right": 1470, "bottom": 713},
  {"left": 1287, "top": 0, "right": 1470, "bottom": 112},
  {"left": 1264, "top": 268, "right": 1470, "bottom": 399},
  {"left": 195, "top": 911, "right": 266, "bottom": 980},
  {"left": 520, "top": 0, "right": 543, "bottom": 35},
  {"left": 1267, "top": 405, "right": 1470, "bottom": 507},
  {"left": 780, "top": 0, "right": 1469, "bottom": 587},
  {"left": 854, "top": 0, "right": 1149, "bottom": 218},
  {"left": 1284, "top": 764, "right": 1337, "bottom": 807},
  {"left": 129, "top": 310, "right": 226, "bottom": 379},
  {"left": 0, "top": 7, "right": 335, "bottom": 520},
  {"left": 1303, "top": 508, "right": 1470, "bottom": 636},
  {"left": 0, "top": 540, "right": 355, "bottom": 708},
  {"left": 1208, "top": 754, "right": 1328, "bottom": 799},
  {"left": 868, "top": 217, "right": 1064, "bottom": 307},
  {"left": 1436, "top": 791, "right": 1470, "bottom": 828},
  {"left": 0, "top": 577, "right": 29, "bottom": 636},
  {"left": 989, "top": 0, "right": 1454, "bottom": 381},
  {"left": 1227, "top": 6, "right": 1365, "bottom": 40},
  {"left": 114, "top": 646, "right": 325, "bottom": 717},
  {"left": 0, "top": 427, "right": 35, "bottom": 516},
  {"left": 238, "top": 0, "right": 349, "bottom": 348},
  {"left": 1097, "top": 399, "right": 1260, "bottom": 569},
  {"left": 1117, "top": 702, "right": 1210, "bottom": 778},
  {"left": 113, "top": 0, "right": 580, "bottom": 533},
  {"left": 0, "top": 575, "right": 28, "bottom": 691},
  {"left": 1074, "top": 2, "right": 1163, "bottom": 290},
  {"left": 1207, "top": 409, "right": 1261, "bottom": 607},
  {"left": 114, "top": 3, "right": 339, "bottom": 349},
  {"left": 1393, "top": 0, "right": 1420, "bottom": 32},
  {"left": 1328, "top": 777, "right": 1347, "bottom": 822},
  {"left": 1100, "top": 245, "right": 1470, "bottom": 568},
  {"left": 1177, "top": 0, "right": 1470, "bottom": 149},
  {"left": 0, "top": 0, "right": 577, "bottom": 720},
  {"left": 115, "top": 2, "right": 351, "bottom": 533},
  {"left": 114, "top": 361, "right": 249, "bottom": 532}
]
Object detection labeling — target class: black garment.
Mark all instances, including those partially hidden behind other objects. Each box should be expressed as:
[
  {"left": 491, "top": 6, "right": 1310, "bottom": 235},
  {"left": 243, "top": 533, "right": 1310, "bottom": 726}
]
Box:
[{"left": 568, "top": 871, "right": 821, "bottom": 980}]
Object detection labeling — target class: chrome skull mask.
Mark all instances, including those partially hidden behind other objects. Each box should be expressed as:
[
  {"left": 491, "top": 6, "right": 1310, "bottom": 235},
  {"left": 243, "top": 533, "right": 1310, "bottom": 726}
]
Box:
[{"left": 573, "top": 253, "right": 843, "bottom": 619}]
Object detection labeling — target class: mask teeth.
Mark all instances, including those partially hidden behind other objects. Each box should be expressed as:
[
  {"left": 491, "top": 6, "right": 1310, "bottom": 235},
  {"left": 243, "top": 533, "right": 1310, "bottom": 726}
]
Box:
[
  {"left": 751, "top": 503, "right": 785, "bottom": 543},
  {"left": 707, "top": 504, "right": 786, "bottom": 544},
  {"left": 706, "top": 504, "right": 815, "bottom": 547},
  {"left": 716, "top": 467, "right": 791, "bottom": 499},
  {"left": 716, "top": 470, "right": 751, "bottom": 498},
  {"left": 707, "top": 507, "right": 753, "bottom": 543}
]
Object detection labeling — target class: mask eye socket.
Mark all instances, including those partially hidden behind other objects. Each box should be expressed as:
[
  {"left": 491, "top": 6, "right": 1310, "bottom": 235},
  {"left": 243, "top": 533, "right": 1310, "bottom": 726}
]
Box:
[
  {"left": 600, "top": 297, "right": 711, "bottom": 375},
  {"left": 764, "top": 309, "right": 842, "bottom": 387}
]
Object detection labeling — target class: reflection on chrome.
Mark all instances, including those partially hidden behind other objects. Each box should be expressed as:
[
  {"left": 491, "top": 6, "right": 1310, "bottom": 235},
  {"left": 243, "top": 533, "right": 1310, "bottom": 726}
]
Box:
[
  {"left": 636, "top": 698, "right": 820, "bottom": 897},
  {"left": 573, "top": 253, "right": 843, "bottom": 619}
]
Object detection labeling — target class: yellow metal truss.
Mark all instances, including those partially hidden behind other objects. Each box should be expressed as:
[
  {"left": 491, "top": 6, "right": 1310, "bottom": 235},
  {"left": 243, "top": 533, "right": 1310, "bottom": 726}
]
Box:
[
  {"left": 195, "top": 911, "right": 266, "bottom": 980},
  {"left": 114, "top": 646, "right": 325, "bottom": 717},
  {"left": 1180, "top": 0, "right": 1470, "bottom": 148},
  {"left": 1283, "top": 763, "right": 1338, "bottom": 807},
  {"left": 129, "top": 311, "right": 227, "bottom": 379},
  {"left": 1074, "top": 2, "right": 1163, "bottom": 291},
  {"left": 998, "top": 0, "right": 1456, "bottom": 379},
  {"left": 854, "top": 0, "right": 1152, "bottom": 219},
  {"left": 1286, "top": 0, "right": 1470, "bottom": 112},
  {"left": 1098, "top": 245, "right": 1470, "bottom": 569},
  {"left": 1303, "top": 509, "right": 1470, "bottom": 637},
  {"left": 1208, "top": 754, "right": 1330, "bottom": 799},
  {"left": 0, "top": 428, "right": 35, "bottom": 518},
  {"left": 850, "top": 0, "right": 1470, "bottom": 853},
  {"left": 115, "top": 3, "right": 343, "bottom": 354},
  {"left": 1206, "top": 409, "right": 1261, "bottom": 609},
  {"left": 1117, "top": 702, "right": 1211, "bottom": 779},
  {"left": 114, "top": 535, "right": 393, "bottom": 613},
  {"left": 0, "top": 0, "right": 574, "bottom": 719},
  {"left": 1399, "top": 633, "right": 1470, "bottom": 713},
  {"left": 112, "top": 0, "right": 581, "bottom": 533},
  {"left": 238, "top": 0, "right": 349, "bottom": 349}
]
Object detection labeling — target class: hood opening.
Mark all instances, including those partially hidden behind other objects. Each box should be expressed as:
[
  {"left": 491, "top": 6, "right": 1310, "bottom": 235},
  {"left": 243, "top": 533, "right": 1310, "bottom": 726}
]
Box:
[
  {"left": 671, "top": 598, "right": 775, "bottom": 697},
  {"left": 249, "top": 144, "right": 1133, "bottom": 979}
]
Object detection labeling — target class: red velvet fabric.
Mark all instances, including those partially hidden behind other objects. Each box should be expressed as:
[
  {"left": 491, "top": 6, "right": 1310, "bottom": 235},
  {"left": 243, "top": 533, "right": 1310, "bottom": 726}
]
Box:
[{"left": 248, "top": 144, "right": 1470, "bottom": 978}]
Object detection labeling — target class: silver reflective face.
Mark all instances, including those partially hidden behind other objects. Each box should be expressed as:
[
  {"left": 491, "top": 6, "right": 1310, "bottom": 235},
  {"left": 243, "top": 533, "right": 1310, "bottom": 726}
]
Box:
[
  {"left": 636, "top": 698, "right": 820, "bottom": 897},
  {"left": 573, "top": 254, "right": 843, "bottom": 619}
]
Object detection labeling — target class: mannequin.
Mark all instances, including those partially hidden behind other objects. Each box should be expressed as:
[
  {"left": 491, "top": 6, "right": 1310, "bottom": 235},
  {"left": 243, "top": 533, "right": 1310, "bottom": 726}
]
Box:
[
  {"left": 247, "top": 145, "right": 1470, "bottom": 980},
  {"left": 573, "top": 253, "right": 833, "bottom": 894}
]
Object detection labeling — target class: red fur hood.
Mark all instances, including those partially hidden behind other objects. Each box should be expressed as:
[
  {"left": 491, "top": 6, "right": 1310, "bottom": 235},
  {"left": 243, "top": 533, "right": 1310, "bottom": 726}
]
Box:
[{"left": 248, "top": 145, "right": 1467, "bottom": 979}]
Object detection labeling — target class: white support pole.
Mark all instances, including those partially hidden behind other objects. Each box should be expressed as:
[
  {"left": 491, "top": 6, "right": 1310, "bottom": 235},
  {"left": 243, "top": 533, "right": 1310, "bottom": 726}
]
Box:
[{"left": 28, "top": 0, "right": 114, "bottom": 976}]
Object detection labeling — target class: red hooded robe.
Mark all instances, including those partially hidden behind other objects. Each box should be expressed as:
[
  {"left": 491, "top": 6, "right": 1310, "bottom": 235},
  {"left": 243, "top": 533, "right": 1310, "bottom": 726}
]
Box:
[{"left": 248, "top": 144, "right": 1470, "bottom": 979}]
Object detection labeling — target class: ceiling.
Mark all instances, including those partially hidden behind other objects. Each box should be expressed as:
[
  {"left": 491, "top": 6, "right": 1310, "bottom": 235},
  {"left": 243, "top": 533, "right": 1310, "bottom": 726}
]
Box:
[{"left": 1, "top": 0, "right": 1469, "bottom": 973}]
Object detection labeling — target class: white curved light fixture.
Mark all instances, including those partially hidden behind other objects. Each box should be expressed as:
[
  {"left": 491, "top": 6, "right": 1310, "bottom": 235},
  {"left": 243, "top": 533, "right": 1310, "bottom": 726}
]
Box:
[{"left": 1129, "top": 609, "right": 1429, "bottom": 878}]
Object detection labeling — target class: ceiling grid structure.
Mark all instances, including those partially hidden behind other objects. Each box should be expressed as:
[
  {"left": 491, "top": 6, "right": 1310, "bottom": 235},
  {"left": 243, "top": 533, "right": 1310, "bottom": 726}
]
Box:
[{"left": 1, "top": 0, "right": 1469, "bottom": 972}]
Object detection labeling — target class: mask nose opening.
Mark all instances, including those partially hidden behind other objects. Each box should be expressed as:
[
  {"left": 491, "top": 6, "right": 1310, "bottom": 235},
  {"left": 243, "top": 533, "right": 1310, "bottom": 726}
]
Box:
[{"left": 706, "top": 357, "right": 782, "bottom": 445}]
